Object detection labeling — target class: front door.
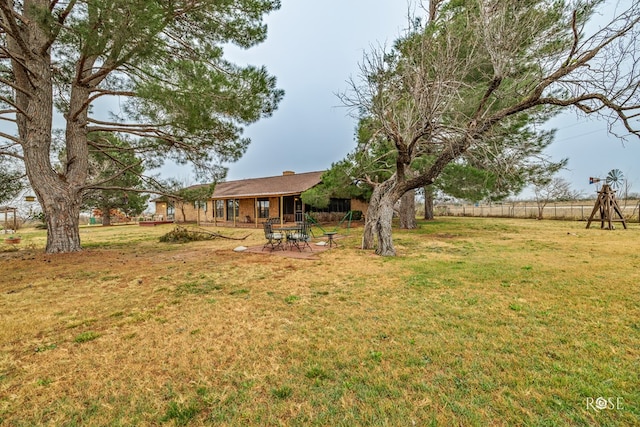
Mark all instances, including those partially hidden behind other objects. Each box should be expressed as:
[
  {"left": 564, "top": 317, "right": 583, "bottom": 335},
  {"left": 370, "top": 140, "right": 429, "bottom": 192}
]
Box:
[{"left": 294, "top": 198, "right": 303, "bottom": 222}]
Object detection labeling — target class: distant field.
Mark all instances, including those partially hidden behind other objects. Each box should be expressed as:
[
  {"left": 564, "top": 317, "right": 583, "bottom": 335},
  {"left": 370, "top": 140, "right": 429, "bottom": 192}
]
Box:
[
  {"left": 1, "top": 218, "right": 638, "bottom": 426},
  {"left": 438, "top": 199, "right": 640, "bottom": 222}
]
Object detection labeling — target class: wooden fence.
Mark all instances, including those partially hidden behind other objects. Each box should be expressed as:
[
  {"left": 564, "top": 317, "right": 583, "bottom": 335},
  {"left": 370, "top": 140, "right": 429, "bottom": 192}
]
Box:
[{"left": 436, "top": 200, "right": 640, "bottom": 222}]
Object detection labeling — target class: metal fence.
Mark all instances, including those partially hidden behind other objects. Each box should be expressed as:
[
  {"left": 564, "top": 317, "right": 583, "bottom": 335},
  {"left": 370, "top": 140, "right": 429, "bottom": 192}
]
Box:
[{"left": 436, "top": 200, "right": 640, "bottom": 222}]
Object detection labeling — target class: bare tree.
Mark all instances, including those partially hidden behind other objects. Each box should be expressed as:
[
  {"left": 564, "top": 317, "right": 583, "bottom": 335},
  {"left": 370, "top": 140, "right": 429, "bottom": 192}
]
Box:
[
  {"left": 620, "top": 176, "right": 633, "bottom": 207},
  {"left": 533, "top": 177, "right": 580, "bottom": 219},
  {"left": 341, "top": 0, "right": 640, "bottom": 256}
]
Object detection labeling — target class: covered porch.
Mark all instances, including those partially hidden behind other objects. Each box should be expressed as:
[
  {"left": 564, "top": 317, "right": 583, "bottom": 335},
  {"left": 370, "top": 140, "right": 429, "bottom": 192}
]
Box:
[{"left": 208, "top": 193, "right": 307, "bottom": 228}]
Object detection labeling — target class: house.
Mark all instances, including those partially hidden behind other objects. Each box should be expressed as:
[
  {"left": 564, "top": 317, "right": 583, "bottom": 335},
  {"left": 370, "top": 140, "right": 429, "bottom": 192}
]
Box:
[{"left": 153, "top": 171, "right": 367, "bottom": 227}]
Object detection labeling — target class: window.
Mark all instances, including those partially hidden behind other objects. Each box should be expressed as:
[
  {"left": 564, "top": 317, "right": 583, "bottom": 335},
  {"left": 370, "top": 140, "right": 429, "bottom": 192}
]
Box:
[
  {"left": 167, "top": 202, "right": 175, "bottom": 217},
  {"left": 215, "top": 200, "right": 224, "bottom": 219},
  {"left": 329, "top": 198, "right": 351, "bottom": 213},
  {"left": 226, "top": 199, "right": 239, "bottom": 220},
  {"left": 308, "top": 198, "right": 351, "bottom": 213},
  {"left": 257, "top": 199, "right": 269, "bottom": 218},
  {"left": 193, "top": 200, "right": 207, "bottom": 211}
]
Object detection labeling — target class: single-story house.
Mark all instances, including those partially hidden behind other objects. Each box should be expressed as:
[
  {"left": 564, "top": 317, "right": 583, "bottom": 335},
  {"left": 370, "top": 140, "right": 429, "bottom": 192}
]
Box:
[{"left": 153, "top": 170, "right": 367, "bottom": 227}]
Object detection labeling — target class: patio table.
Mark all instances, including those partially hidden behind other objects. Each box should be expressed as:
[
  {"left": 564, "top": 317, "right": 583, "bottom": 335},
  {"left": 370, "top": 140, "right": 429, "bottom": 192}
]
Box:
[
  {"left": 274, "top": 225, "right": 303, "bottom": 249},
  {"left": 323, "top": 231, "right": 338, "bottom": 248}
]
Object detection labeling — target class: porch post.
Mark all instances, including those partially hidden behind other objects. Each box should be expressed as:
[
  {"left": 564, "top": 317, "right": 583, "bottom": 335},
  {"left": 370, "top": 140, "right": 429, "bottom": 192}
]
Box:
[{"left": 301, "top": 197, "right": 305, "bottom": 223}]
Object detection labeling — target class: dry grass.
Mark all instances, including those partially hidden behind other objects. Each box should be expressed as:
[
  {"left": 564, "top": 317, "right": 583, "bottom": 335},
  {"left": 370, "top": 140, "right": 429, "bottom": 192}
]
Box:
[{"left": 1, "top": 219, "right": 638, "bottom": 426}]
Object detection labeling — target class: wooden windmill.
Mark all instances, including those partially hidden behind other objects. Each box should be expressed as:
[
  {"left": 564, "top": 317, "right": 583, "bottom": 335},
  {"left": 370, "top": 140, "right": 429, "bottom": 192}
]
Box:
[{"left": 586, "top": 169, "right": 627, "bottom": 230}]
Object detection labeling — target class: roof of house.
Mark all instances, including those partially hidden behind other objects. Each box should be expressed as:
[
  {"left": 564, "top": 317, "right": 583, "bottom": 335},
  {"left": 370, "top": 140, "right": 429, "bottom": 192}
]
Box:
[
  {"left": 212, "top": 171, "right": 324, "bottom": 199},
  {"left": 153, "top": 171, "right": 325, "bottom": 202}
]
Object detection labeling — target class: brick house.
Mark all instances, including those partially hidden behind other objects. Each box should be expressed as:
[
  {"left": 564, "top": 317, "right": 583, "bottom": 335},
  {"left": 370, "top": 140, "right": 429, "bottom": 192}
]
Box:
[{"left": 153, "top": 171, "right": 367, "bottom": 227}]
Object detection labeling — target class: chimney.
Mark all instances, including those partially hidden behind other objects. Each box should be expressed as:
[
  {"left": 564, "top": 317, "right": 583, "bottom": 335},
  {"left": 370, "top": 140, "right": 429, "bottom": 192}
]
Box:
[{"left": 282, "top": 171, "right": 295, "bottom": 176}]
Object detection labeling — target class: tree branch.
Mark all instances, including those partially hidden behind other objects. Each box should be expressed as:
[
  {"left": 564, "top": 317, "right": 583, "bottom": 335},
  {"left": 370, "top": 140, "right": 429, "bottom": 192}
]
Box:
[
  {"left": 473, "top": 76, "right": 503, "bottom": 121},
  {"left": 0, "top": 148, "right": 24, "bottom": 160},
  {"left": 562, "top": 10, "right": 580, "bottom": 68},
  {"left": 0, "top": 75, "right": 32, "bottom": 98},
  {"left": 0, "top": 130, "right": 21, "bottom": 144},
  {"left": 83, "top": 159, "right": 144, "bottom": 191},
  {"left": 0, "top": 2, "right": 30, "bottom": 58}
]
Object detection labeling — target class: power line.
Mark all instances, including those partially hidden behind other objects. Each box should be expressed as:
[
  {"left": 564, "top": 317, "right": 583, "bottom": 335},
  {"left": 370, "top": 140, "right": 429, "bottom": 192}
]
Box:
[{"left": 552, "top": 127, "right": 608, "bottom": 143}]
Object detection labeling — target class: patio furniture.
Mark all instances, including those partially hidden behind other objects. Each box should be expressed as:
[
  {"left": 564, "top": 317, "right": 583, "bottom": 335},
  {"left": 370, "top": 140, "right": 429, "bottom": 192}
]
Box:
[
  {"left": 273, "top": 224, "right": 303, "bottom": 250},
  {"left": 289, "top": 222, "right": 313, "bottom": 251},
  {"left": 323, "top": 231, "right": 338, "bottom": 248},
  {"left": 262, "top": 222, "right": 284, "bottom": 251}
]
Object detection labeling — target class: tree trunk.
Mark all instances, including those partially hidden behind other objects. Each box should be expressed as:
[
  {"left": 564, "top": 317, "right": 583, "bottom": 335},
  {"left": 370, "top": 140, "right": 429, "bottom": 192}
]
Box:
[
  {"left": 102, "top": 205, "right": 112, "bottom": 226},
  {"left": 399, "top": 189, "right": 417, "bottom": 229},
  {"left": 28, "top": 174, "right": 84, "bottom": 252},
  {"left": 9, "top": 7, "right": 87, "bottom": 253},
  {"left": 424, "top": 186, "right": 434, "bottom": 220},
  {"left": 362, "top": 204, "right": 376, "bottom": 250},
  {"left": 179, "top": 203, "right": 187, "bottom": 223},
  {"left": 42, "top": 192, "right": 83, "bottom": 252},
  {"left": 19, "top": 77, "right": 84, "bottom": 252},
  {"left": 363, "top": 177, "right": 398, "bottom": 256}
]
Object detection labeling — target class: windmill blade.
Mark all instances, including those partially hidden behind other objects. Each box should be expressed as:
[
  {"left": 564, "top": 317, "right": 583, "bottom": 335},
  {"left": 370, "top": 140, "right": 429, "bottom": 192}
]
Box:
[{"left": 606, "top": 169, "right": 624, "bottom": 189}]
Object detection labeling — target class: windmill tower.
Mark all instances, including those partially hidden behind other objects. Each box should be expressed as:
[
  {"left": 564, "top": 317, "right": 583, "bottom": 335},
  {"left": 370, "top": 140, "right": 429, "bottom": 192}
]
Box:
[{"left": 586, "top": 169, "right": 627, "bottom": 230}]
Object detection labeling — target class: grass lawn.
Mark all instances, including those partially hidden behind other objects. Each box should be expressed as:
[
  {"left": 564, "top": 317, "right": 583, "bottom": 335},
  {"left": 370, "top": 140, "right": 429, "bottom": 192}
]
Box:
[{"left": 1, "top": 218, "right": 638, "bottom": 426}]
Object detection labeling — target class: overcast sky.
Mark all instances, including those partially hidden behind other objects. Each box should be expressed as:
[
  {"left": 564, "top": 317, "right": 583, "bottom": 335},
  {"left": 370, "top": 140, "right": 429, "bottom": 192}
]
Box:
[
  {"left": 162, "top": 0, "right": 639, "bottom": 198},
  {"left": 217, "top": 0, "right": 412, "bottom": 181}
]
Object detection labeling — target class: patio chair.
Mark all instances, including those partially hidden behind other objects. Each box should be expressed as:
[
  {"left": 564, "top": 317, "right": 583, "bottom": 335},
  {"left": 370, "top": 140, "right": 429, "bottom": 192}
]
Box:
[
  {"left": 289, "top": 222, "right": 312, "bottom": 251},
  {"left": 262, "top": 221, "right": 284, "bottom": 251}
]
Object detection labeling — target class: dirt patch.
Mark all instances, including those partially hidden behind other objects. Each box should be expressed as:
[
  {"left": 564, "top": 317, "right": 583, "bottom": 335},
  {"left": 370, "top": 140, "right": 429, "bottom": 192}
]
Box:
[{"left": 239, "top": 232, "right": 349, "bottom": 260}]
